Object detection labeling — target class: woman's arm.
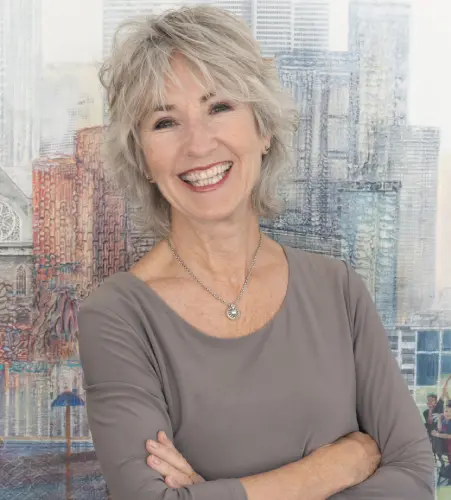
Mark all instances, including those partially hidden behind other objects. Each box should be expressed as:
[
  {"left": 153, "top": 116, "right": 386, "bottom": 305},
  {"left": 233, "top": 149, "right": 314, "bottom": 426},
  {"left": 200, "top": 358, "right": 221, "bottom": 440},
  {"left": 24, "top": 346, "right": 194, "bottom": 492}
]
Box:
[
  {"left": 239, "top": 432, "right": 380, "bottom": 500},
  {"left": 78, "top": 302, "right": 245, "bottom": 500},
  {"left": 147, "top": 429, "right": 380, "bottom": 499},
  {"left": 330, "top": 263, "right": 435, "bottom": 499},
  {"left": 78, "top": 298, "right": 378, "bottom": 500}
]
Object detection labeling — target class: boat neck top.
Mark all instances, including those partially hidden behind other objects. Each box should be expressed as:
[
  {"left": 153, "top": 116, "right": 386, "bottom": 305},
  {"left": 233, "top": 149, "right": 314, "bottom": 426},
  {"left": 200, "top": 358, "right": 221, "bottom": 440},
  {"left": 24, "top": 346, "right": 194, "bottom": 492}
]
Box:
[{"left": 78, "top": 245, "right": 434, "bottom": 500}]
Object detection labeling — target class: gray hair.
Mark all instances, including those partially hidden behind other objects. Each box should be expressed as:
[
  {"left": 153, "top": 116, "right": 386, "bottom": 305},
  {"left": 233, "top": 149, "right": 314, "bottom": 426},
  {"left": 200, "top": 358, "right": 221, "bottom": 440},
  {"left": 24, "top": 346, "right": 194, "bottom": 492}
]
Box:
[{"left": 99, "top": 4, "right": 298, "bottom": 237}]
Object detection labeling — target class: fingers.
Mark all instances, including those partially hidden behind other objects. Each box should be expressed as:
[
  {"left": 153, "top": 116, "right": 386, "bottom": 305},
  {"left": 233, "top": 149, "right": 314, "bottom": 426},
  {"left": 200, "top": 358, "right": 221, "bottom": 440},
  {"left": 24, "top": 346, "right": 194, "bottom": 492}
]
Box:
[
  {"left": 158, "top": 430, "right": 174, "bottom": 447},
  {"left": 146, "top": 431, "right": 206, "bottom": 486},
  {"left": 147, "top": 453, "right": 193, "bottom": 487},
  {"left": 146, "top": 433, "right": 194, "bottom": 478},
  {"left": 165, "top": 476, "right": 180, "bottom": 488}
]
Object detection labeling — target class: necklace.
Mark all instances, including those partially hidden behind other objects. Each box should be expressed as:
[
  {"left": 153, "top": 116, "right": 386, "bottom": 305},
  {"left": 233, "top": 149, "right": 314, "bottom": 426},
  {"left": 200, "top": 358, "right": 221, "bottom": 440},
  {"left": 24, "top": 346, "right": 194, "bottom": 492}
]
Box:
[{"left": 166, "top": 232, "right": 263, "bottom": 321}]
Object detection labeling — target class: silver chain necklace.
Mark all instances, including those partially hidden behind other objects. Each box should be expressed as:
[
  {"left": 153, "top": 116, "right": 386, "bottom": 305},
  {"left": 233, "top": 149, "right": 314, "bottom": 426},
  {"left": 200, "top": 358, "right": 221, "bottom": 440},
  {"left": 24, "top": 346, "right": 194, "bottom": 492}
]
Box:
[{"left": 166, "top": 232, "right": 263, "bottom": 321}]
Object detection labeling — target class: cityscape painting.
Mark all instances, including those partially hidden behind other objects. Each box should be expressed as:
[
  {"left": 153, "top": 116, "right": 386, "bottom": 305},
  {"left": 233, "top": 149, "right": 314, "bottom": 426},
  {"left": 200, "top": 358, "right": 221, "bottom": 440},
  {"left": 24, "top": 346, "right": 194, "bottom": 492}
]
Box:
[{"left": 1, "top": 0, "right": 450, "bottom": 498}]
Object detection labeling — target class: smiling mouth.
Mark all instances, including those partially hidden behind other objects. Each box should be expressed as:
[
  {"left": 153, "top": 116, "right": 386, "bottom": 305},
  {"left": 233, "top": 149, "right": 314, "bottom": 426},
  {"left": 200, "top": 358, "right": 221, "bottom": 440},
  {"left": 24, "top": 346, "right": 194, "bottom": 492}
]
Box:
[{"left": 179, "top": 162, "right": 233, "bottom": 187}]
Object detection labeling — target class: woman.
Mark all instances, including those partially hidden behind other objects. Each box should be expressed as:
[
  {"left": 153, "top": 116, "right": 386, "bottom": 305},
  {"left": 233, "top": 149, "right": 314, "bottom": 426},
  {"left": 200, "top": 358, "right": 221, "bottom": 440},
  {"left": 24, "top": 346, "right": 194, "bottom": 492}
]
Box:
[{"left": 78, "top": 6, "right": 434, "bottom": 500}]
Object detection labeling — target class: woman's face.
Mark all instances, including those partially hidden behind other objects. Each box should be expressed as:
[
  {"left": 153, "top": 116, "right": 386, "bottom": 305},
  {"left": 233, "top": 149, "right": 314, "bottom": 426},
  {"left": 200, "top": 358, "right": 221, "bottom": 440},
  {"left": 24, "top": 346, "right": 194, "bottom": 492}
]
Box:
[{"left": 140, "top": 53, "right": 270, "bottom": 225}]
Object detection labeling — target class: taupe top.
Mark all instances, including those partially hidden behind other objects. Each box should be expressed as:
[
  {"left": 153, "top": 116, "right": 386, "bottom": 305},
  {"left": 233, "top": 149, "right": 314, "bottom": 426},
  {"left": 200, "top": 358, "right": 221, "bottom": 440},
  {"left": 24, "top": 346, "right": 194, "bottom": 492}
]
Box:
[{"left": 78, "top": 245, "right": 434, "bottom": 500}]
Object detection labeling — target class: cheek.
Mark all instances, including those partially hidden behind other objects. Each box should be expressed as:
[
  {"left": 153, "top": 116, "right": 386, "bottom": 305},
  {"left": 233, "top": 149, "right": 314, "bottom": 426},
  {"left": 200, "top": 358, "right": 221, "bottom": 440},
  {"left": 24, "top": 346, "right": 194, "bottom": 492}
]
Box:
[
  {"left": 224, "top": 113, "right": 264, "bottom": 153},
  {"left": 142, "top": 141, "right": 174, "bottom": 178},
  {"left": 232, "top": 138, "right": 265, "bottom": 169}
]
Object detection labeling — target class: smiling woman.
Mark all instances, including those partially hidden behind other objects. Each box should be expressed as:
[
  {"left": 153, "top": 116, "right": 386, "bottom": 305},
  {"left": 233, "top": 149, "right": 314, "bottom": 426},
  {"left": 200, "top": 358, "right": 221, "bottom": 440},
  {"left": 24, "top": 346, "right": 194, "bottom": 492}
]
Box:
[
  {"left": 138, "top": 58, "right": 273, "bottom": 225},
  {"left": 77, "top": 5, "right": 434, "bottom": 500},
  {"left": 99, "top": 7, "right": 297, "bottom": 236}
]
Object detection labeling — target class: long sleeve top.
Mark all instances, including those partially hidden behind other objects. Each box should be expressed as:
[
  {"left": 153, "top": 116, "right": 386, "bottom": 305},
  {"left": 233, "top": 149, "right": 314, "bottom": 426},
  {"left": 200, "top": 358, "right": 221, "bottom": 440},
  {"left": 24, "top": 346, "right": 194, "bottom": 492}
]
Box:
[{"left": 77, "top": 245, "right": 434, "bottom": 500}]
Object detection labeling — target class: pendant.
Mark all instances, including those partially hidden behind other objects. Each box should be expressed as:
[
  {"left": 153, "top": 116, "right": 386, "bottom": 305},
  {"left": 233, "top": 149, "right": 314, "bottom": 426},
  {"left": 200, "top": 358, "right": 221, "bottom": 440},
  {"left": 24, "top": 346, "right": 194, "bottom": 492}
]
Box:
[{"left": 226, "top": 304, "right": 240, "bottom": 321}]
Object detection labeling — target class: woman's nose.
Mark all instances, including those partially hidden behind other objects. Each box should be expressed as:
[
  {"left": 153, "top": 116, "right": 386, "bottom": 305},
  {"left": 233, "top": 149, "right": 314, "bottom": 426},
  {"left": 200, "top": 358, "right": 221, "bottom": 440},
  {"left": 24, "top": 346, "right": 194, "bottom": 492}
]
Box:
[{"left": 185, "top": 119, "right": 218, "bottom": 158}]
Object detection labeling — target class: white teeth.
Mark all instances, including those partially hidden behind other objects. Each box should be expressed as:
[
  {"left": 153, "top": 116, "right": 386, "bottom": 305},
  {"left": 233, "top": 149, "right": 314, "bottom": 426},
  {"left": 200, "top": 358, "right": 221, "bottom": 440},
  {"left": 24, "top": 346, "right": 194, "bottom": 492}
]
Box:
[
  {"left": 180, "top": 162, "right": 232, "bottom": 183},
  {"left": 190, "top": 172, "right": 228, "bottom": 187}
]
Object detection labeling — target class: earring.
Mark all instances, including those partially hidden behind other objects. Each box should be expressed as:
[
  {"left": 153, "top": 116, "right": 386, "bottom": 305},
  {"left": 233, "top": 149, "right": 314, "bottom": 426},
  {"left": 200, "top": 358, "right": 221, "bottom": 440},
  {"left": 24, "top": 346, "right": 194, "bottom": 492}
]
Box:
[
  {"left": 145, "top": 173, "right": 153, "bottom": 183},
  {"left": 263, "top": 145, "right": 270, "bottom": 155}
]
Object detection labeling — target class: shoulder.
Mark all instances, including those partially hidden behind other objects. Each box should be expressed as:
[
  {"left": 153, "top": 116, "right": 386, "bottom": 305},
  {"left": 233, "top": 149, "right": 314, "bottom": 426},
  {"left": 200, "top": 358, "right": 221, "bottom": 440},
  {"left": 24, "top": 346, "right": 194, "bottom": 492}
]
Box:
[
  {"left": 79, "top": 272, "right": 135, "bottom": 316},
  {"left": 283, "top": 245, "right": 371, "bottom": 321},
  {"left": 283, "top": 245, "right": 350, "bottom": 290},
  {"left": 77, "top": 272, "right": 163, "bottom": 367},
  {"left": 78, "top": 271, "right": 159, "bottom": 337}
]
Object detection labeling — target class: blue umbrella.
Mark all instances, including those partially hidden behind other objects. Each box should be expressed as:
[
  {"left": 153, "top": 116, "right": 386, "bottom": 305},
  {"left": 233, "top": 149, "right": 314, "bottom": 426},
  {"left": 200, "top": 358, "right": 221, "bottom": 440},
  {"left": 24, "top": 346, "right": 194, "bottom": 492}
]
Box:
[
  {"left": 52, "top": 389, "right": 85, "bottom": 408},
  {"left": 52, "top": 389, "right": 85, "bottom": 457},
  {"left": 52, "top": 389, "right": 85, "bottom": 500}
]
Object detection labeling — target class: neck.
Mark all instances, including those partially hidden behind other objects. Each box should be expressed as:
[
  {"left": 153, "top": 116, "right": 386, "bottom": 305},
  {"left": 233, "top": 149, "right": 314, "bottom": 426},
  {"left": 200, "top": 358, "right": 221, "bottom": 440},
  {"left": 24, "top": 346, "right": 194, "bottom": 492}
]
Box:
[{"left": 169, "top": 210, "right": 263, "bottom": 287}]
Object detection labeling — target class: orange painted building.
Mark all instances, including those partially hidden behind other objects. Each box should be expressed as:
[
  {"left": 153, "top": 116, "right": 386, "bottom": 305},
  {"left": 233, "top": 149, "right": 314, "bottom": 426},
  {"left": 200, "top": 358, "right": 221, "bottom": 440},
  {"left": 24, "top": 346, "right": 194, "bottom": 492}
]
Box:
[
  {"left": 75, "top": 127, "right": 128, "bottom": 287},
  {"left": 33, "top": 126, "right": 128, "bottom": 292},
  {"left": 30, "top": 126, "right": 129, "bottom": 360}
]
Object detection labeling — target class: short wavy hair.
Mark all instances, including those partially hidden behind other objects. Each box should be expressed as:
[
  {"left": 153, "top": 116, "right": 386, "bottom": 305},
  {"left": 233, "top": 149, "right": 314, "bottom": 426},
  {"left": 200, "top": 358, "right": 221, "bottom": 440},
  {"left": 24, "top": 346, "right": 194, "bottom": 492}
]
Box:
[{"left": 100, "top": 5, "right": 298, "bottom": 237}]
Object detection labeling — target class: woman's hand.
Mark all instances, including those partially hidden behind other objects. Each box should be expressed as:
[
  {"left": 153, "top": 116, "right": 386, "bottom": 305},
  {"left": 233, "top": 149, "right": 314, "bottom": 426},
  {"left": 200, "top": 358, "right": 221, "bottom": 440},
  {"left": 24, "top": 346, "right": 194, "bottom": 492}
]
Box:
[{"left": 146, "top": 431, "right": 206, "bottom": 488}]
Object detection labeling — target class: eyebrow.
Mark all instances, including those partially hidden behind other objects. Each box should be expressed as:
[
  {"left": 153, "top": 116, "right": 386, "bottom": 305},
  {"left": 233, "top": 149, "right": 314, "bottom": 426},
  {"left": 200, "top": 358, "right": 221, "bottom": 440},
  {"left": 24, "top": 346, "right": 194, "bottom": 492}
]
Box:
[{"left": 152, "top": 91, "right": 216, "bottom": 113}]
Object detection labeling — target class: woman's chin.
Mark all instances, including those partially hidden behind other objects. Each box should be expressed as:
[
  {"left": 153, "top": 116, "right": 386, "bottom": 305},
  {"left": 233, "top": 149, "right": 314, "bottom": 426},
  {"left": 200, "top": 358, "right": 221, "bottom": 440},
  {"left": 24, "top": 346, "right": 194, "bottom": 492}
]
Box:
[
  {"left": 195, "top": 207, "right": 240, "bottom": 223},
  {"left": 177, "top": 201, "right": 250, "bottom": 226}
]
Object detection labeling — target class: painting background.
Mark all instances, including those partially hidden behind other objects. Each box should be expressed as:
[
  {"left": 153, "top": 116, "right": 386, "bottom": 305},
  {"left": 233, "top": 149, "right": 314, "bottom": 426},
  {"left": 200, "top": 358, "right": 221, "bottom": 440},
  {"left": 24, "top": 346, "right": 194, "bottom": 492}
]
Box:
[{"left": 1, "top": 0, "right": 450, "bottom": 498}]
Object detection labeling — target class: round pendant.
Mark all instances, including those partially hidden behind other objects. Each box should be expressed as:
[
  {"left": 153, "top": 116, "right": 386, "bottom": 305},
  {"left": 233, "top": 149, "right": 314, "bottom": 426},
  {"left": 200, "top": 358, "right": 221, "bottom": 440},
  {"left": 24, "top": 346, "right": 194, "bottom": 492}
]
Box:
[{"left": 226, "top": 304, "right": 240, "bottom": 321}]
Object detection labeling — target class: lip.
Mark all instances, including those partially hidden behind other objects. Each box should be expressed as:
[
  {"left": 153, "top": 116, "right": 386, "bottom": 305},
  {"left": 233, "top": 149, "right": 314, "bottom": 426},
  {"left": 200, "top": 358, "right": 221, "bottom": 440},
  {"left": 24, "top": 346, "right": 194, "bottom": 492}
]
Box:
[
  {"left": 178, "top": 161, "right": 231, "bottom": 176},
  {"left": 181, "top": 165, "right": 232, "bottom": 193}
]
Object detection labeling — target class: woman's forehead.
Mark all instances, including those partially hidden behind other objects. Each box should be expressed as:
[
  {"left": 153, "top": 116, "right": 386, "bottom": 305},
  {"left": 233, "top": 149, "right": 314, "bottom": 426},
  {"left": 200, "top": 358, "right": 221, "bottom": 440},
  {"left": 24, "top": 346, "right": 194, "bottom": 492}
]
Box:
[
  {"left": 162, "top": 54, "right": 242, "bottom": 99},
  {"left": 157, "top": 75, "right": 235, "bottom": 106},
  {"left": 141, "top": 54, "right": 246, "bottom": 116},
  {"left": 163, "top": 53, "right": 210, "bottom": 85}
]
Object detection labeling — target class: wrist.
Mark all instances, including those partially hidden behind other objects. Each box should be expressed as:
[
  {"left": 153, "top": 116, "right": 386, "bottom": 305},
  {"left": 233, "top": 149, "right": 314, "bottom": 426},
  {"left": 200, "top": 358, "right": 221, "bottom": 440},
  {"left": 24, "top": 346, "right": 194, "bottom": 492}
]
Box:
[
  {"left": 332, "top": 434, "right": 380, "bottom": 486},
  {"left": 240, "top": 450, "right": 351, "bottom": 500},
  {"left": 305, "top": 442, "right": 358, "bottom": 494}
]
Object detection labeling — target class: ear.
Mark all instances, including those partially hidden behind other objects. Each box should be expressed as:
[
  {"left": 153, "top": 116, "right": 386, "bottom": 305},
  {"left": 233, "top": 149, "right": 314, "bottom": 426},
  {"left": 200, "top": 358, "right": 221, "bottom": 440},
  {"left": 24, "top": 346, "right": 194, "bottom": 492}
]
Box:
[
  {"left": 145, "top": 172, "right": 156, "bottom": 184},
  {"left": 263, "top": 136, "right": 272, "bottom": 152}
]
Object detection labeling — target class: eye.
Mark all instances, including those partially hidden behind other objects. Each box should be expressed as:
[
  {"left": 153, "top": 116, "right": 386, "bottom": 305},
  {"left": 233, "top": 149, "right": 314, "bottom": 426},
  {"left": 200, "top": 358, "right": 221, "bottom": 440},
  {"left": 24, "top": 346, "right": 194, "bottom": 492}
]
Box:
[
  {"left": 210, "top": 102, "right": 232, "bottom": 114},
  {"left": 153, "top": 118, "right": 176, "bottom": 130}
]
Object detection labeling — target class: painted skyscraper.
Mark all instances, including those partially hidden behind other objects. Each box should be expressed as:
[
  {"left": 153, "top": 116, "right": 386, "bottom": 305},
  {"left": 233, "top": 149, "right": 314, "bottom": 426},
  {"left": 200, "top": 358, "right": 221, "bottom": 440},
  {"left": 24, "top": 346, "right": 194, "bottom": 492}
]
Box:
[
  {"left": 253, "top": 0, "right": 294, "bottom": 55},
  {"left": 348, "top": 0, "right": 410, "bottom": 179},
  {"left": 348, "top": 0, "right": 441, "bottom": 325},
  {"left": 0, "top": 0, "right": 38, "bottom": 344},
  {"left": 337, "top": 180, "right": 400, "bottom": 329},
  {"left": 103, "top": 0, "right": 330, "bottom": 60},
  {"left": 0, "top": 0, "right": 41, "bottom": 171},
  {"left": 292, "top": 0, "right": 330, "bottom": 52},
  {"left": 252, "top": 0, "right": 330, "bottom": 57},
  {"left": 264, "top": 50, "right": 354, "bottom": 256},
  {"left": 391, "top": 126, "right": 441, "bottom": 323}
]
